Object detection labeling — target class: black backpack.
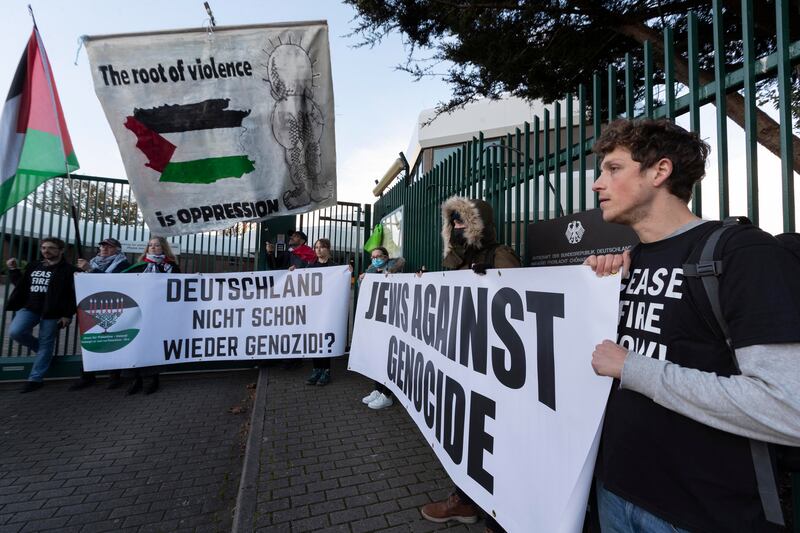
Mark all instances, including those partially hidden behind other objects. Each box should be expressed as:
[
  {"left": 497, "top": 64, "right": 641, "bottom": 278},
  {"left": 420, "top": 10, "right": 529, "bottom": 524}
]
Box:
[{"left": 682, "top": 216, "right": 800, "bottom": 528}]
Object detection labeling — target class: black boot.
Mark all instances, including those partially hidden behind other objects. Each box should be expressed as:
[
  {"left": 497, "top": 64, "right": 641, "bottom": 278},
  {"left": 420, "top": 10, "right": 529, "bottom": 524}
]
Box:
[
  {"left": 107, "top": 371, "right": 123, "bottom": 390},
  {"left": 68, "top": 373, "right": 96, "bottom": 391},
  {"left": 20, "top": 381, "right": 43, "bottom": 394},
  {"left": 144, "top": 375, "right": 160, "bottom": 395},
  {"left": 126, "top": 376, "right": 143, "bottom": 395}
]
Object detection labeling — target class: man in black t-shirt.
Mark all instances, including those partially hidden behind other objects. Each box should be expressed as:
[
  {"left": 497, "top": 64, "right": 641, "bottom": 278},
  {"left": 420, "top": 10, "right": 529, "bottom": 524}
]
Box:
[
  {"left": 6, "top": 237, "right": 80, "bottom": 393},
  {"left": 586, "top": 119, "right": 800, "bottom": 533}
]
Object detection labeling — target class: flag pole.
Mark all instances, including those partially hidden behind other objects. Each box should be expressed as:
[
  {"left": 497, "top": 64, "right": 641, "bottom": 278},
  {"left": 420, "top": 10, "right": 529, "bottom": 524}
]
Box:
[{"left": 27, "top": 5, "right": 84, "bottom": 260}]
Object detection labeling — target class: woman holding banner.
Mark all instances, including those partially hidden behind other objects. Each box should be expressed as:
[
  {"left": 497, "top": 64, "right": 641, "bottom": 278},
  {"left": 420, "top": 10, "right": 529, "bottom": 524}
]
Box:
[
  {"left": 121, "top": 237, "right": 181, "bottom": 395},
  {"left": 290, "top": 238, "right": 352, "bottom": 386},
  {"left": 358, "top": 246, "right": 405, "bottom": 410},
  {"left": 419, "top": 196, "right": 519, "bottom": 532}
]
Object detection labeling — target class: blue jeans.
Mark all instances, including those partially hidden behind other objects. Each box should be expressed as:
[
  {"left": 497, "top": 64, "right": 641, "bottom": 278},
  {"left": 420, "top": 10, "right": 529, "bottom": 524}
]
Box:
[
  {"left": 596, "top": 480, "right": 690, "bottom": 533},
  {"left": 9, "top": 309, "right": 60, "bottom": 382}
]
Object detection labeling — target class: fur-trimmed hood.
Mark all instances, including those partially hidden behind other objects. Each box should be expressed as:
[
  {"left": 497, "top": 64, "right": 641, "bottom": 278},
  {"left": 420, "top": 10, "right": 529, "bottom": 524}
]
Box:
[{"left": 441, "top": 196, "right": 498, "bottom": 255}]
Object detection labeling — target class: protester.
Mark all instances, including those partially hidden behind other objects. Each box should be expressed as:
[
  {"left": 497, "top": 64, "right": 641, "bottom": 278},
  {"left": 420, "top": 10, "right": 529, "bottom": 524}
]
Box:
[
  {"left": 69, "top": 237, "right": 131, "bottom": 391},
  {"left": 359, "top": 246, "right": 405, "bottom": 410},
  {"left": 418, "top": 197, "right": 519, "bottom": 532},
  {"left": 585, "top": 118, "right": 800, "bottom": 532},
  {"left": 6, "top": 237, "right": 80, "bottom": 393},
  {"left": 77, "top": 238, "right": 130, "bottom": 274},
  {"left": 265, "top": 230, "right": 315, "bottom": 270},
  {"left": 266, "top": 230, "right": 316, "bottom": 370},
  {"left": 294, "top": 238, "right": 353, "bottom": 386},
  {"left": 121, "top": 237, "right": 181, "bottom": 395}
]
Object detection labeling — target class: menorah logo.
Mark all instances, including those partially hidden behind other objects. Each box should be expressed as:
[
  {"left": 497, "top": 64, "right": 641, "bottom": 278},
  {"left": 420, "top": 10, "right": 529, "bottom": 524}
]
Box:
[
  {"left": 78, "top": 291, "right": 141, "bottom": 354},
  {"left": 86, "top": 297, "right": 124, "bottom": 333}
]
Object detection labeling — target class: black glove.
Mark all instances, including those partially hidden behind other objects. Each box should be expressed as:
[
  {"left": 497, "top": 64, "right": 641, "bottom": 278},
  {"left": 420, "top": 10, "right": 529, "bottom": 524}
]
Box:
[{"left": 471, "top": 263, "right": 491, "bottom": 275}]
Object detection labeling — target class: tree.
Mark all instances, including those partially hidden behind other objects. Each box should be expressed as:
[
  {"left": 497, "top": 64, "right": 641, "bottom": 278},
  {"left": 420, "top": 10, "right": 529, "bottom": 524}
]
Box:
[
  {"left": 346, "top": 0, "right": 800, "bottom": 172},
  {"left": 26, "top": 177, "right": 143, "bottom": 226}
]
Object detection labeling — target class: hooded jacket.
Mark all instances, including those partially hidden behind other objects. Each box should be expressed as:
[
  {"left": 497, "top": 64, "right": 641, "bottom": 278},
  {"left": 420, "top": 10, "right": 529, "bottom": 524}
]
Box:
[{"left": 441, "top": 196, "right": 520, "bottom": 270}]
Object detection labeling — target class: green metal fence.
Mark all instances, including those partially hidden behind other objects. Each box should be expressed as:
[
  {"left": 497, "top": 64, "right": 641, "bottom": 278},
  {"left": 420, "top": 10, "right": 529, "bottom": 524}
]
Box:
[
  {"left": 0, "top": 172, "right": 370, "bottom": 379},
  {"left": 0, "top": 173, "right": 263, "bottom": 378},
  {"left": 372, "top": 3, "right": 800, "bottom": 528},
  {"left": 375, "top": 0, "right": 800, "bottom": 273},
  {"left": 295, "top": 201, "right": 371, "bottom": 276}
]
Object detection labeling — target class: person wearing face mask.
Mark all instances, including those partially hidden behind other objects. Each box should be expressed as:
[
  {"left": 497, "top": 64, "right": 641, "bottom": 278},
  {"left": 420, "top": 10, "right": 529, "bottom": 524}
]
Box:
[
  {"left": 440, "top": 196, "right": 520, "bottom": 273},
  {"left": 358, "top": 246, "right": 406, "bottom": 410},
  {"left": 122, "top": 237, "right": 181, "bottom": 395},
  {"left": 69, "top": 238, "right": 131, "bottom": 391},
  {"left": 420, "top": 196, "right": 519, "bottom": 532}
]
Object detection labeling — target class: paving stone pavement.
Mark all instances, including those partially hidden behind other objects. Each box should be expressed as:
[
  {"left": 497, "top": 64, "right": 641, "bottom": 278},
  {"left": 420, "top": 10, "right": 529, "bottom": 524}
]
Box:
[
  {"left": 0, "top": 370, "right": 256, "bottom": 533},
  {"left": 251, "top": 357, "right": 485, "bottom": 533}
]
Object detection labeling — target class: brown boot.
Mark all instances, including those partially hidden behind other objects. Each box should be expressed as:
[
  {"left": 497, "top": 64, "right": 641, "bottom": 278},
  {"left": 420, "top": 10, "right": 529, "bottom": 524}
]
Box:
[{"left": 420, "top": 492, "right": 479, "bottom": 524}]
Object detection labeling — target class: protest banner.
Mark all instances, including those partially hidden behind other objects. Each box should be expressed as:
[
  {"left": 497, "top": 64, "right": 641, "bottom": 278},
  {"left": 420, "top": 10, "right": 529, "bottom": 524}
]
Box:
[
  {"left": 75, "top": 267, "right": 350, "bottom": 371},
  {"left": 84, "top": 22, "right": 336, "bottom": 236},
  {"left": 348, "top": 267, "right": 619, "bottom": 533}
]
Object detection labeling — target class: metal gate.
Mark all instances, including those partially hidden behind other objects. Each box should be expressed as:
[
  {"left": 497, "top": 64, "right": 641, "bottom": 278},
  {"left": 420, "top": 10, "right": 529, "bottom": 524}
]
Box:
[{"left": 0, "top": 173, "right": 369, "bottom": 380}]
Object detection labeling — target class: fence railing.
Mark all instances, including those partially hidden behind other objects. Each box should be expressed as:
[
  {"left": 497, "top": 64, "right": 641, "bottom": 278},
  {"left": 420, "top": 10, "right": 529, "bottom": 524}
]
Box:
[
  {"left": 0, "top": 173, "right": 264, "bottom": 362},
  {"left": 375, "top": 1, "right": 800, "bottom": 273},
  {"left": 0, "top": 173, "right": 370, "bottom": 370},
  {"left": 295, "top": 201, "right": 371, "bottom": 276}
]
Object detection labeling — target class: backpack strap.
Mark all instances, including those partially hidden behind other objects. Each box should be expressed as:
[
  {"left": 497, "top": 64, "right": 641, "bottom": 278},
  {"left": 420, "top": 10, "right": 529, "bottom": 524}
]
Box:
[
  {"left": 682, "top": 216, "right": 784, "bottom": 526},
  {"left": 682, "top": 218, "right": 737, "bottom": 353}
]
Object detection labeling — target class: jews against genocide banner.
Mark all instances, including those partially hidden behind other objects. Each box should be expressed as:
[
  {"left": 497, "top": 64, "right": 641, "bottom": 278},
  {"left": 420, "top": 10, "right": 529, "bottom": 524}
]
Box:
[
  {"left": 74, "top": 268, "right": 350, "bottom": 371},
  {"left": 349, "top": 267, "right": 619, "bottom": 533},
  {"left": 84, "top": 22, "right": 336, "bottom": 236}
]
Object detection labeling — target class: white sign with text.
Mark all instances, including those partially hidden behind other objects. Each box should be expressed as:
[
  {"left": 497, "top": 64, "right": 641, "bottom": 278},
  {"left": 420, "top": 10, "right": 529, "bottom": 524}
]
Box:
[
  {"left": 349, "top": 266, "right": 619, "bottom": 533},
  {"left": 75, "top": 267, "right": 351, "bottom": 370}
]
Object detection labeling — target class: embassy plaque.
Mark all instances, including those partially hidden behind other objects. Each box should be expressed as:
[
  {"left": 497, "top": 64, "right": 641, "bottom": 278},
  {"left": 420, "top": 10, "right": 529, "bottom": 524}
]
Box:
[{"left": 526, "top": 208, "right": 639, "bottom": 267}]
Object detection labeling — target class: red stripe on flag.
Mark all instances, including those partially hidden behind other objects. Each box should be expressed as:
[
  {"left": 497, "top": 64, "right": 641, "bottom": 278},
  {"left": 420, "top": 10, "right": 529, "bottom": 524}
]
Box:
[
  {"left": 124, "top": 116, "right": 176, "bottom": 173},
  {"left": 16, "top": 30, "right": 76, "bottom": 158}
]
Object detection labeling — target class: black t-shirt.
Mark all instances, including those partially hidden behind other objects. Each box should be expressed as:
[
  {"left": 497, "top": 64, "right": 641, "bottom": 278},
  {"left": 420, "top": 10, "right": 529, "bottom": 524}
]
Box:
[
  {"left": 25, "top": 262, "right": 59, "bottom": 315},
  {"left": 308, "top": 259, "right": 336, "bottom": 268},
  {"left": 599, "top": 222, "right": 800, "bottom": 533}
]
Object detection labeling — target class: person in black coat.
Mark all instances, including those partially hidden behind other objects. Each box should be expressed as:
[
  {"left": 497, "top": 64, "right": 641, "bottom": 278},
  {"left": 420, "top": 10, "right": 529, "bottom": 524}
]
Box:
[{"left": 6, "top": 237, "right": 80, "bottom": 393}]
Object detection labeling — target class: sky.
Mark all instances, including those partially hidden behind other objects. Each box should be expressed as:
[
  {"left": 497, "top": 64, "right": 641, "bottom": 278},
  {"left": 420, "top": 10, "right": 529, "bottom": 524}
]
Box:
[
  {"left": 0, "top": 0, "right": 454, "bottom": 207},
  {"left": 2, "top": 1, "right": 797, "bottom": 235}
]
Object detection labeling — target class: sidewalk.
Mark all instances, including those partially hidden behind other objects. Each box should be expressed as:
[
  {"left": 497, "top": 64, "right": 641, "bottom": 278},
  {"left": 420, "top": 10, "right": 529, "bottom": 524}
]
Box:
[
  {"left": 245, "top": 358, "right": 484, "bottom": 533},
  {"left": 0, "top": 370, "right": 256, "bottom": 533},
  {"left": 1, "top": 360, "right": 486, "bottom": 532}
]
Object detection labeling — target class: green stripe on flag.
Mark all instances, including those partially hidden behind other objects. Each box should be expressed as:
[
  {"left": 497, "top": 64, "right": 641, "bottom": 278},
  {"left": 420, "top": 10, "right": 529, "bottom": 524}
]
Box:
[
  {"left": 0, "top": 129, "right": 78, "bottom": 214},
  {"left": 159, "top": 156, "right": 255, "bottom": 184}
]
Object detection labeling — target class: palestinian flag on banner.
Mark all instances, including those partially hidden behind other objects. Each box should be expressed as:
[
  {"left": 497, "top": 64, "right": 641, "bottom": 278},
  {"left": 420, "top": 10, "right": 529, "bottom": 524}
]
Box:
[
  {"left": 124, "top": 98, "right": 255, "bottom": 184},
  {"left": 0, "top": 28, "right": 79, "bottom": 215},
  {"left": 77, "top": 291, "right": 141, "bottom": 353}
]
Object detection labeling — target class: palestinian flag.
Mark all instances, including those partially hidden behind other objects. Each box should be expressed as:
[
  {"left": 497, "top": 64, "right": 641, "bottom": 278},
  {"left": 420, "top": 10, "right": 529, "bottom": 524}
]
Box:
[
  {"left": 0, "top": 28, "right": 78, "bottom": 215},
  {"left": 77, "top": 291, "right": 141, "bottom": 353},
  {"left": 124, "top": 98, "right": 255, "bottom": 184}
]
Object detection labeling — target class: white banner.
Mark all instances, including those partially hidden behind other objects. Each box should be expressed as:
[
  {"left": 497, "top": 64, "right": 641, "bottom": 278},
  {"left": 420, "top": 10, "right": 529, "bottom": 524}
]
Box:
[
  {"left": 75, "top": 268, "right": 351, "bottom": 371},
  {"left": 348, "top": 266, "right": 619, "bottom": 533},
  {"left": 85, "top": 22, "right": 336, "bottom": 236}
]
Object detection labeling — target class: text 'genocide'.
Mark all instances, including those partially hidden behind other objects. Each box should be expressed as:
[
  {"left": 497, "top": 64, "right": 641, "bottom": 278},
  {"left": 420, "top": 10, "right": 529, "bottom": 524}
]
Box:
[{"left": 362, "top": 280, "right": 567, "bottom": 494}]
